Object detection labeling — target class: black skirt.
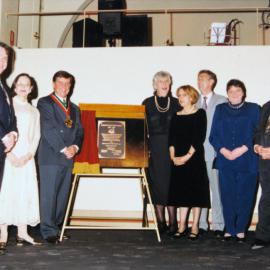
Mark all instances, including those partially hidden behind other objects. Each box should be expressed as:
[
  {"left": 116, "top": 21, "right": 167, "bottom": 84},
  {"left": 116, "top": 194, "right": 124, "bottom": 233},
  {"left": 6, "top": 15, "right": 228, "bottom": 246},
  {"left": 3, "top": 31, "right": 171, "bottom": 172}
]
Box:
[{"left": 148, "top": 134, "right": 171, "bottom": 205}]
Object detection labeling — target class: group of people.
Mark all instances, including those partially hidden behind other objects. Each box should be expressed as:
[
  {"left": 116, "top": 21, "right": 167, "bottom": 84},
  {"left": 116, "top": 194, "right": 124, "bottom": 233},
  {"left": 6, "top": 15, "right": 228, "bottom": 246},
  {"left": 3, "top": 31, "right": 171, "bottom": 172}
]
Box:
[
  {"left": 144, "top": 70, "right": 270, "bottom": 249},
  {"left": 0, "top": 42, "right": 84, "bottom": 255},
  {"left": 1, "top": 40, "right": 270, "bottom": 255}
]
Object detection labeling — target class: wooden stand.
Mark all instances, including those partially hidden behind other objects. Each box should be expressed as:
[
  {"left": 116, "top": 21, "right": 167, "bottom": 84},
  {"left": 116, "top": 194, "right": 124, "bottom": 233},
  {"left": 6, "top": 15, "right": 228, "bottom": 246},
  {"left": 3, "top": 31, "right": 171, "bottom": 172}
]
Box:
[
  {"left": 61, "top": 104, "right": 160, "bottom": 242},
  {"left": 59, "top": 168, "right": 161, "bottom": 242}
]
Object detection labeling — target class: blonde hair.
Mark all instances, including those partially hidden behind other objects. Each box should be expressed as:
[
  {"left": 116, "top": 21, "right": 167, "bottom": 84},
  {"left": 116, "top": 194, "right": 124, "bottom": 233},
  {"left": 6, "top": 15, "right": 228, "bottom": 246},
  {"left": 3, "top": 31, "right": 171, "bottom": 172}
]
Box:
[
  {"left": 176, "top": 85, "right": 199, "bottom": 105},
  {"left": 152, "top": 71, "right": 172, "bottom": 89}
]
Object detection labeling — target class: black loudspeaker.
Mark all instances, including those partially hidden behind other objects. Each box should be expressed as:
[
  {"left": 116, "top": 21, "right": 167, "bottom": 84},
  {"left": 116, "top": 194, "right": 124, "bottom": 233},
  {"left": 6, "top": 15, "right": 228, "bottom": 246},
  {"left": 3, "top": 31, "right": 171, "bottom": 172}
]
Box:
[
  {"left": 122, "top": 15, "right": 152, "bottom": 47},
  {"left": 72, "top": 18, "right": 103, "bottom": 47},
  {"left": 98, "top": 12, "right": 122, "bottom": 37},
  {"left": 98, "top": 0, "right": 126, "bottom": 37}
]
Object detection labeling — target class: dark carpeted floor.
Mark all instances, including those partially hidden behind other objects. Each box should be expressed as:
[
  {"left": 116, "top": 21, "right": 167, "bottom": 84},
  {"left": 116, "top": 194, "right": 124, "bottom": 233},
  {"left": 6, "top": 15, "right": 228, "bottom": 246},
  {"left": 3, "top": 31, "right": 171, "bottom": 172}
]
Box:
[{"left": 1, "top": 227, "right": 270, "bottom": 270}]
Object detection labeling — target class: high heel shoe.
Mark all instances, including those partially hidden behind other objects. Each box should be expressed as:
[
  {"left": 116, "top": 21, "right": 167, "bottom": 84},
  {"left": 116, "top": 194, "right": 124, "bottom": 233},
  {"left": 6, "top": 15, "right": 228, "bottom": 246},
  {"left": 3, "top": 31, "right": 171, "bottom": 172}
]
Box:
[
  {"left": 236, "top": 233, "right": 246, "bottom": 243},
  {"left": 157, "top": 222, "right": 169, "bottom": 234},
  {"left": 167, "top": 223, "right": 179, "bottom": 237},
  {"left": 188, "top": 227, "right": 199, "bottom": 241},
  {"left": 221, "top": 233, "right": 233, "bottom": 242},
  {"left": 173, "top": 228, "right": 188, "bottom": 239},
  {"left": 188, "top": 232, "right": 199, "bottom": 241},
  {"left": 16, "top": 236, "right": 42, "bottom": 246}
]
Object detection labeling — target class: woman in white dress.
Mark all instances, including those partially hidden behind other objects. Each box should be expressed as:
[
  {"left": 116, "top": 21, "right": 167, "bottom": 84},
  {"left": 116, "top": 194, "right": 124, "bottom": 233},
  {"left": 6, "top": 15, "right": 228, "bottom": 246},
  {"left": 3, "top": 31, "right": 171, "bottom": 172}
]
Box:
[{"left": 0, "top": 73, "right": 41, "bottom": 247}]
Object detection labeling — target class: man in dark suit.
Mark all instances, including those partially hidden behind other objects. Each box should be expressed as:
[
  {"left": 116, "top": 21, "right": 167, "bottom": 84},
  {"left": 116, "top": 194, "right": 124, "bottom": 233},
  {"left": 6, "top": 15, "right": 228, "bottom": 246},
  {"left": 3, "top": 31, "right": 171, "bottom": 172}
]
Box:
[
  {"left": 252, "top": 101, "right": 270, "bottom": 250},
  {"left": 0, "top": 42, "right": 17, "bottom": 254},
  {"left": 38, "top": 70, "right": 83, "bottom": 244}
]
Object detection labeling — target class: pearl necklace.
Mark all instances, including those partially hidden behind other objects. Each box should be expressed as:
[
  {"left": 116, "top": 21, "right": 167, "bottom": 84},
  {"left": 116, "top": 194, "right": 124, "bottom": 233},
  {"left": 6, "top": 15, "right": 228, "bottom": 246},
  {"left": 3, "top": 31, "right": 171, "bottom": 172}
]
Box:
[{"left": 154, "top": 95, "right": 170, "bottom": 113}]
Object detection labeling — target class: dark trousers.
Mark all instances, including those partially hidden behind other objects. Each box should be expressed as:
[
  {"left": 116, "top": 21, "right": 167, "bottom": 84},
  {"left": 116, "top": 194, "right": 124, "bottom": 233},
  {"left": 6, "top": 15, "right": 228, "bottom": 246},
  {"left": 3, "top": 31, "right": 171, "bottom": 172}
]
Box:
[
  {"left": 256, "top": 166, "right": 270, "bottom": 242},
  {"left": 39, "top": 165, "right": 73, "bottom": 239},
  {"left": 219, "top": 169, "right": 257, "bottom": 236}
]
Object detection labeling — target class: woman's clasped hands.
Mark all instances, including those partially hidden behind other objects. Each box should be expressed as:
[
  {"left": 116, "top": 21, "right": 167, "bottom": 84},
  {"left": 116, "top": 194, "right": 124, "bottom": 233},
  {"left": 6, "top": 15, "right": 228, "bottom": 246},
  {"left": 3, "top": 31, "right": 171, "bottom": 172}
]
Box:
[{"left": 220, "top": 145, "right": 248, "bottom": 160}]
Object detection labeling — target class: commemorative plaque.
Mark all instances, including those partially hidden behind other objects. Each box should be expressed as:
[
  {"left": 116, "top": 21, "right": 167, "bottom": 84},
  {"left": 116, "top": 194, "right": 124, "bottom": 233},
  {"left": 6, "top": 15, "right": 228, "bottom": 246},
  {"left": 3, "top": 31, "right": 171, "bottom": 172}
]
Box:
[
  {"left": 98, "top": 120, "right": 126, "bottom": 159},
  {"left": 79, "top": 104, "right": 148, "bottom": 168}
]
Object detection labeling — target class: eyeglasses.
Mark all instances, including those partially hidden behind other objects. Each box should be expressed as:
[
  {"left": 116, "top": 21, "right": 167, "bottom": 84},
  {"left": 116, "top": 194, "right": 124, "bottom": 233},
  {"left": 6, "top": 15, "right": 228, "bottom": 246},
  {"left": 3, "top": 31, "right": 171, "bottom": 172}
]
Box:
[{"left": 16, "top": 84, "right": 31, "bottom": 88}]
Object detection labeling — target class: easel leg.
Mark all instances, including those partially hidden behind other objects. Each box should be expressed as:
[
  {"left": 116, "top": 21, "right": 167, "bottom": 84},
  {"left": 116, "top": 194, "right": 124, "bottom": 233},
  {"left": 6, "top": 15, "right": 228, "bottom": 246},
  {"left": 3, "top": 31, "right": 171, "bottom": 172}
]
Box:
[
  {"left": 140, "top": 169, "right": 149, "bottom": 227},
  {"left": 141, "top": 168, "right": 161, "bottom": 242},
  {"left": 59, "top": 174, "right": 79, "bottom": 242}
]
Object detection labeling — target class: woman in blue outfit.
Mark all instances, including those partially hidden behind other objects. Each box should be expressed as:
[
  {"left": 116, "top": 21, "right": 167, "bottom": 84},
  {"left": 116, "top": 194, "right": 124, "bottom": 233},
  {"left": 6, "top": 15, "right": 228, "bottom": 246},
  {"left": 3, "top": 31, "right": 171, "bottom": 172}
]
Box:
[{"left": 209, "top": 79, "right": 260, "bottom": 242}]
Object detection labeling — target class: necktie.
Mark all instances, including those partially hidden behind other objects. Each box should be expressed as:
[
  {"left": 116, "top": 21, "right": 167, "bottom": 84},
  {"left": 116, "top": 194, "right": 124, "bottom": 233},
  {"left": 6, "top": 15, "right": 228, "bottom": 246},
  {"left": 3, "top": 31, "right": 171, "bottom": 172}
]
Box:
[
  {"left": 202, "top": 96, "right": 207, "bottom": 110},
  {"left": 0, "top": 80, "right": 10, "bottom": 105},
  {"left": 266, "top": 116, "right": 270, "bottom": 133}
]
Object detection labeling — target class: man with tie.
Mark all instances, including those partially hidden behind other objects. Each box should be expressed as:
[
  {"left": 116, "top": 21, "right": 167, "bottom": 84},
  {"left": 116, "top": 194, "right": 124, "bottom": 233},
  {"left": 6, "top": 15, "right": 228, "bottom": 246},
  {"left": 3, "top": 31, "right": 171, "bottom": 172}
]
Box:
[
  {"left": 196, "top": 69, "right": 227, "bottom": 238},
  {"left": 37, "top": 70, "right": 83, "bottom": 244},
  {"left": 0, "top": 42, "right": 17, "bottom": 254}
]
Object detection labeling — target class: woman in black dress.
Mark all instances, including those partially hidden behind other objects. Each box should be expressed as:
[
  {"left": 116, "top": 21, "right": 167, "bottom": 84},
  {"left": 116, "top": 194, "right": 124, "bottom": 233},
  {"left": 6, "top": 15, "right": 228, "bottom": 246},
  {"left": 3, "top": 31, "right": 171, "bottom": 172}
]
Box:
[
  {"left": 143, "top": 71, "right": 180, "bottom": 235},
  {"left": 169, "top": 85, "right": 210, "bottom": 240}
]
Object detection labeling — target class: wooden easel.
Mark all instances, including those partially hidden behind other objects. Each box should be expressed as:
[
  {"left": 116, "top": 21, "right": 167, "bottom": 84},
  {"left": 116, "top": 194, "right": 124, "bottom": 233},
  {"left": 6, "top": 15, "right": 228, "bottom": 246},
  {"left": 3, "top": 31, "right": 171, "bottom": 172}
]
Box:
[
  {"left": 59, "top": 104, "right": 161, "bottom": 242},
  {"left": 59, "top": 169, "right": 161, "bottom": 242}
]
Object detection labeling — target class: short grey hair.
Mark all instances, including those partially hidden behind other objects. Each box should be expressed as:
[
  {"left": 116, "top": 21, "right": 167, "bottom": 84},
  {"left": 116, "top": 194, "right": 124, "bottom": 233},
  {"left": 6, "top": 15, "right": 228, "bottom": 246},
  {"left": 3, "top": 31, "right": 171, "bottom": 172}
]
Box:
[{"left": 152, "top": 71, "right": 172, "bottom": 89}]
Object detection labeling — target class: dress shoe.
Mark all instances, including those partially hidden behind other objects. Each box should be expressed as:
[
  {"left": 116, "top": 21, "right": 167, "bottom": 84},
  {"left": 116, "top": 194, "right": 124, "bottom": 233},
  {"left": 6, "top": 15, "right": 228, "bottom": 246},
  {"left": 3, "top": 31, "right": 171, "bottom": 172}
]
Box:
[
  {"left": 214, "top": 230, "right": 224, "bottom": 239},
  {"left": 251, "top": 239, "right": 269, "bottom": 250},
  {"left": 45, "top": 236, "right": 60, "bottom": 244},
  {"left": 173, "top": 228, "right": 188, "bottom": 239},
  {"left": 188, "top": 232, "right": 199, "bottom": 241},
  {"left": 16, "top": 236, "right": 42, "bottom": 246},
  {"left": 199, "top": 228, "right": 208, "bottom": 236},
  {"left": 167, "top": 230, "right": 177, "bottom": 237},
  {"left": 0, "top": 242, "right": 7, "bottom": 255}
]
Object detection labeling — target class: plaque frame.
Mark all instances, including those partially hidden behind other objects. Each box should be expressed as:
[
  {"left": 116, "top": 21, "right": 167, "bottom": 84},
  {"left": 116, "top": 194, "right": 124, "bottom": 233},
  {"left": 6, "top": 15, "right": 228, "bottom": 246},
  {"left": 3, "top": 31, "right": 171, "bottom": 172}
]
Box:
[{"left": 79, "top": 103, "right": 148, "bottom": 168}]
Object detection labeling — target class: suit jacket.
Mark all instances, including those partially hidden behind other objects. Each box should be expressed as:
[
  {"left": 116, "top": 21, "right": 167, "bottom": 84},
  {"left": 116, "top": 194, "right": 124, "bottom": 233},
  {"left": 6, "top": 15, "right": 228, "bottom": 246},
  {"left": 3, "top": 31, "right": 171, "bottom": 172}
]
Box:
[
  {"left": 254, "top": 100, "right": 270, "bottom": 168},
  {"left": 196, "top": 92, "right": 227, "bottom": 161},
  {"left": 0, "top": 81, "right": 17, "bottom": 157},
  {"left": 37, "top": 94, "right": 84, "bottom": 168},
  {"left": 254, "top": 100, "right": 270, "bottom": 145}
]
